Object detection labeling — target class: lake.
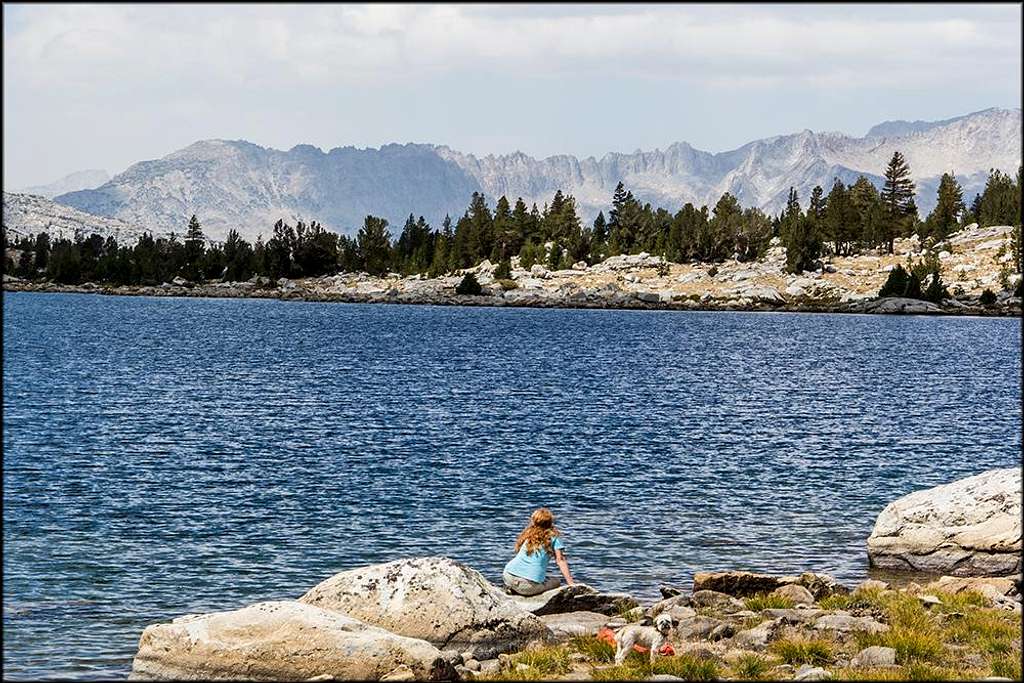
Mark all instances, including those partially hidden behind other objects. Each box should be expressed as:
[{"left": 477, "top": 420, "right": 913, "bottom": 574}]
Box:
[{"left": 2, "top": 292, "right": 1020, "bottom": 679}]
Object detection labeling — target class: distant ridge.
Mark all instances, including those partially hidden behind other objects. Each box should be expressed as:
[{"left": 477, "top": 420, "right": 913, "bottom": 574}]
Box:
[{"left": 10, "top": 108, "right": 1019, "bottom": 240}]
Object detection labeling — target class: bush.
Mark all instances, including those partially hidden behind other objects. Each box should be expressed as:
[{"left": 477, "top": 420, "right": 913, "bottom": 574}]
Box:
[
  {"left": 745, "top": 593, "right": 795, "bottom": 611},
  {"left": 455, "top": 272, "right": 483, "bottom": 295},
  {"left": 769, "top": 637, "right": 834, "bottom": 665},
  {"left": 878, "top": 261, "right": 948, "bottom": 303},
  {"left": 494, "top": 257, "right": 512, "bottom": 280},
  {"left": 878, "top": 264, "right": 915, "bottom": 298},
  {"left": 980, "top": 288, "right": 997, "bottom": 305},
  {"left": 731, "top": 653, "right": 771, "bottom": 680}
]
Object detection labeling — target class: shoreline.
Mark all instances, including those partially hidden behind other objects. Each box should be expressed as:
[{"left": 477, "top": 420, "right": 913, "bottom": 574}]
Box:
[{"left": 3, "top": 279, "right": 1021, "bottom": 317}]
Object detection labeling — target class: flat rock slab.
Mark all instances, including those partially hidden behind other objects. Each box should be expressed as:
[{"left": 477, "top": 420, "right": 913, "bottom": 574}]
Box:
[
  {"left": 867, "top": 468, "right": 1022, "bottom": 576},
  {"left": 299, "top": 556, "right": 550, "bottom": 655},
  {"left": 813, "top": 614, "right": 889, "bottom": 634},
  {"left": 510, "top": 584, "right": 639, "bottom": 617},
  {"left": 129, "top": 600, "right": 454, "bottom": 681}
]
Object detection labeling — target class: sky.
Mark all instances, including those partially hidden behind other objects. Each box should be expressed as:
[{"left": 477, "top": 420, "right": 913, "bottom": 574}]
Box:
[{"left": 3, "top": 3, "right": 1021, "bottom": 189}]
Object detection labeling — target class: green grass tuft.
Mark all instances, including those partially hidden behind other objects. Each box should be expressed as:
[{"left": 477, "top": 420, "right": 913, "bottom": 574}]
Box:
[
  {"left": 769, "top": 637, "right": 834, "bottom": 665},
  {"left": 730, "top": 653, "right": 771, "bottom": 680},
  {"left": 568, "top": 635, "right": 615, "bottom": 663},
  {"left": 590, "top": 654, "right": 720, "bottom": 682},
  {"left": 744, "top": 592, "right": 795, "bottom": 611},
  {"left": 990, "top": 653, "right": 1023, "bottom": 680}
]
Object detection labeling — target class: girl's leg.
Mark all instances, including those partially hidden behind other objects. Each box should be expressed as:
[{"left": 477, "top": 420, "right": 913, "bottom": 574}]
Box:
[
  {"left": 503, "top": 571, "right": 559, "bottom": 596},
  {"left": 540, "top": 576, "right": 562, "bottom": 592}
]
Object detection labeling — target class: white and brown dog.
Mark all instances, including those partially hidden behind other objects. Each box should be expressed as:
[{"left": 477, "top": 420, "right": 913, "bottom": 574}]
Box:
[{"left": 613, "top": 613, "right": 674, "bottom": 665}]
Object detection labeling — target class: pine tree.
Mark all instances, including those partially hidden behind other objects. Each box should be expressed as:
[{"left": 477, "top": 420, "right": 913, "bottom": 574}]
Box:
[
  {"left": 978, "top": 168, "right": 1020, "bottom": 227},
  {"left": 849, "top": 176, "right": 883, "bottom": 250},
  {"left": 590, "top": 211, "right": 608, "bottom": 262},
  {"left": 879, "top": 151, "right": 916, "bottom": 254},
  {"left": 780, "top": 187, "right": 802, "bottom": 242},
  {"left": 492, "top": 196, "right": 517, "bottom": 260},
  {"left": 183, "top": 214, "right": 206, "bottom": 280},
  {"left": 357, "top": 215, "right": 392, "bottom": 276},
  {"left": 824, "top": 179, "right": 856, "bottom": 256},
  {"left": 924, "top": 173, "right": 965, "bottom": 242}
]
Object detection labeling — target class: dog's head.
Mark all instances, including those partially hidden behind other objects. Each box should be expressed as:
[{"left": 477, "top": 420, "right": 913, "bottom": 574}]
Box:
[{"left": 653, "top": 613, "right": 673, "bottom": 634}]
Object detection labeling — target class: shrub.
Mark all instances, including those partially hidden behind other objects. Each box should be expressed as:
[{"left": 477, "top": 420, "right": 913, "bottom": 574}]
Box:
[
  {"left": 568, "top": 635, "right": 614, "bottom": 663},
  {"left": 991, "top": 653, "right": 1023, "bottom": 680},
  {"left": 856, "top": 628, "right": 943, "bottom": 664},
  {"left": 979, "top": 288, "right": 997, "bottom": 305},
  {"left": 731, "top": 653, "right": 771, "bottom": 680},
  {"left": 497, "top": 278, "right": 518, "bottom": 291},
  {"left": 455, "top": 272, "right": 483, "bottom": 295},
  {"left": 494, "top": 257, "right": 512, "bottom": 280},
  {"left": 518, "top": 241, "right": 539, "bottom": 271},
  {"left": 745, "top": 593, "right": 795, "bottom": 611},
  {"left": 878, "top": 264, "right": 916, "bottom": 298},
  {"left": 488, "top": 645, "right": 572, "bottom": 680},
  {"left": 590, "top": 654, "right": 719, "bottom": 682},
  {"left": 769, "top": 637, "right": 834, "bottom": 665}
]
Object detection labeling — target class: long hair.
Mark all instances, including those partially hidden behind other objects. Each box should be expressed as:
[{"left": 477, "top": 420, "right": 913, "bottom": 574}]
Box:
[{"left": 514, "top": 508, "right": 561, "bottom": 555}]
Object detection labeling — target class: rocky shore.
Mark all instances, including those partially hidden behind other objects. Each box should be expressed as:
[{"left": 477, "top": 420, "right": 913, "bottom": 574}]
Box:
[
  {"left": 130, "top": 468, "right": 1022, "bottom": 681},
  {"left": 5, "top": 224, "right": 1022, "bottom": 317}
]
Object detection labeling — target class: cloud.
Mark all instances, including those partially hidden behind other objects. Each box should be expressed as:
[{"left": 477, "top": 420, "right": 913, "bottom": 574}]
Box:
[{"left": 5, "top": 4, "right": 1020, "bottom": 91}]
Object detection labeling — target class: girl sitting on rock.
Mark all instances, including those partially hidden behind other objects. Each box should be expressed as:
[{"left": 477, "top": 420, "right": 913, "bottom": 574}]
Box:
[{"left": 503, "top": 508, "right": 575, "bottom": 596}]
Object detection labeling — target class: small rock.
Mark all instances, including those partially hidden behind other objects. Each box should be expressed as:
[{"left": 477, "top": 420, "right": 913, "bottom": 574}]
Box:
[
  {"left": 771, "top": 664, "right": 795, "bottom": 677},
  {"left": 478, "top": 659, "right": 501, "bottom": 675},
  {"left": 461, "top": 651, "right": 475, "bottom": 665},
  {"left": 918, "top": 594, "right": 942, "bottom": 608},
  {"left": 690, "top": 590, "right": 745, "bottom": 612},
  {"left": 851, "top": 645, "right": 897, "bottom": 668},
  {"left": 708, "top": 623, "right": 735, "bottom": 641},
  {"left": 730, "top": 619, "right": 780, "bottom": 650},
  {"left": 659, "top": 584, "right": 685, "bottom": 598},
  {"left": 464, "top": 659, "right": 481, "bottom": 672},
  {"left": 795, "top": 664, "right": 833, "bottom": 681},
  {"left": 814, "top": 614, "right": 889, "bottom": 634},
  {"left": 856, "top": 579, "right": 890, "bottom": 592},
  {"left": 771, "top": 584, "right": 816, "bottom": 606}
]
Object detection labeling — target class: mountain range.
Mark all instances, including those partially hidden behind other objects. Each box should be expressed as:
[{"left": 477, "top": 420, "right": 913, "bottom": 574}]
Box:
[
  {"left": 8, "top": 108, "right": 1021, "bottom": 241},
  {"left": 18, "top": 169, "right": 110, "bottom": 200}
]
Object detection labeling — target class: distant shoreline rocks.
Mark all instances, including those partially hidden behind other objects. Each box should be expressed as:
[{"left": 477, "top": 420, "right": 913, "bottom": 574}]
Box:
[{"left": 5, "top": 224, "right": 1021, "bottom": 317}]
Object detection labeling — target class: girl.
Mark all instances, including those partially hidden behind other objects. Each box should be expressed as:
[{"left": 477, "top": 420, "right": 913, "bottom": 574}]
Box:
[{"left": 503, "top": 508, "right": 575, "bottom": 596}]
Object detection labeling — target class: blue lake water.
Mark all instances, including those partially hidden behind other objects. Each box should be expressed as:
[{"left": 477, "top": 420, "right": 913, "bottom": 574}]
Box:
[{"left": 2, "top": 291, "right": 1021, "bottom": 679}]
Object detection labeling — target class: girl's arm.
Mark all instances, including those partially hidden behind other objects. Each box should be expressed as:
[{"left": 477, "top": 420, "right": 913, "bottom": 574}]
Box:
[{"left": 554, "top": 549, "right": 575, "bottom": 586}]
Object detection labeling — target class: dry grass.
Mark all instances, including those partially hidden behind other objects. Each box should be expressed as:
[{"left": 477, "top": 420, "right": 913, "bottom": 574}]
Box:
[
  {"left": 744, "top": 592, "right": 795, "bottom": 611},
  {"left": 590, "top": 653, "right": 720, "bottom": 681},
  {"left": 768, "top": 636, "right": 834, "bottom": 665}
]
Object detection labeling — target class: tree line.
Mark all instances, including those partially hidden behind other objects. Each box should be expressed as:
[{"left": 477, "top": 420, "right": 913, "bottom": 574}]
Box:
[{"left": 4, "top": 154, "right": 1021, "bottom": 285}]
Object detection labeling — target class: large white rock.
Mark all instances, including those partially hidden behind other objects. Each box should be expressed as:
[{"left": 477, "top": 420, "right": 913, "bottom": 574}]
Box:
[
  {"left": 129, "top": 600, "right": 453, "bottom": 681},
  {"left": 867, "top": 468, "right": 1022, "bottom": 576},
  {"left": 298, "top": 557, "right": 551, "bottom": 654}
]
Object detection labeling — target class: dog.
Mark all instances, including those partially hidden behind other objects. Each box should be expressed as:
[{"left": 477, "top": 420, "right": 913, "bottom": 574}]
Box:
[{"left": 613, "top": 613, "right": 674, "bottom": 665}]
